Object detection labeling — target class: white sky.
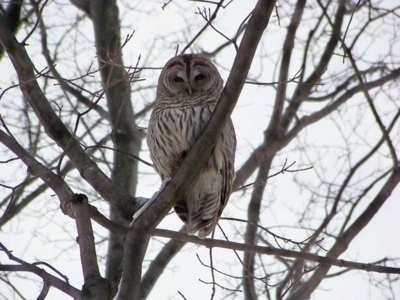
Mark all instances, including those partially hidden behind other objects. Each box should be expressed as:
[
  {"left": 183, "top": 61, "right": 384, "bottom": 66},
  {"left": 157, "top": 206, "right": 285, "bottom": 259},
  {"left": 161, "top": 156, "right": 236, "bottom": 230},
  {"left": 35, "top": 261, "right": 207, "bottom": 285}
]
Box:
[{"left": 0, "top": 1, "right": 399, "bottom": 299}]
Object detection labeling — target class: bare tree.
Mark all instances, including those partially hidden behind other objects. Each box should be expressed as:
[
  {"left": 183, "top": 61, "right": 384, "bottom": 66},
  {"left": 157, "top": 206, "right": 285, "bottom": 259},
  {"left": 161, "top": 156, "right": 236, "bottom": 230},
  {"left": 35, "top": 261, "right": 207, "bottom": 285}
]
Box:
[{"left": 0, "top": 0, "right": 399, "bottom": 299}]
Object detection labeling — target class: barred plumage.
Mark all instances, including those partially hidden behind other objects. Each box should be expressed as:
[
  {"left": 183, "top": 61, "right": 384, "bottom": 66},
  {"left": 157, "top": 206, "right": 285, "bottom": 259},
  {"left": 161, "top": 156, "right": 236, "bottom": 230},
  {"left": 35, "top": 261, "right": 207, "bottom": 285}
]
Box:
[{"left": 147, "top": 54, "right": 236, "bottom": 238}]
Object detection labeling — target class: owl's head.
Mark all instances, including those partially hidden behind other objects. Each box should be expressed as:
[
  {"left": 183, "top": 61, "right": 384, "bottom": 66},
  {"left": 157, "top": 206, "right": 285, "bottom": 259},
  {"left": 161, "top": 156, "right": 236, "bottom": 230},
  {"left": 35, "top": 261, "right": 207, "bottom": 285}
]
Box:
[{"left": 157, "top": 54, "right": 223, "bottom": 102}]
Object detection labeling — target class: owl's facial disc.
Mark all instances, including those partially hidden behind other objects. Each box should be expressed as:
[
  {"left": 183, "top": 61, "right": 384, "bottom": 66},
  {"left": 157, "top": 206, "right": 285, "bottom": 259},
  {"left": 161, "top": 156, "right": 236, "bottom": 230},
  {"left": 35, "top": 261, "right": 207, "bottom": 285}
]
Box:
[
  {"left": 164, "top": 58, "right": 214, "bottom": 99},
  {"left": 172, "top": 69, "right": 209, "bottom": 98}
]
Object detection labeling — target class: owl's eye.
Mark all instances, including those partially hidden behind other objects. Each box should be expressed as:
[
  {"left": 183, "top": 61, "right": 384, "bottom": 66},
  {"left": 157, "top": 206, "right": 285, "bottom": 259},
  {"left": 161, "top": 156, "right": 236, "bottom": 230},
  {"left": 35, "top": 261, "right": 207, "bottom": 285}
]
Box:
[
  {"left": 173, "top": 76, "right": 184, "bottom": 83},
  {"left": 194, "top": 74, "right": 205, "bottom": 81}
]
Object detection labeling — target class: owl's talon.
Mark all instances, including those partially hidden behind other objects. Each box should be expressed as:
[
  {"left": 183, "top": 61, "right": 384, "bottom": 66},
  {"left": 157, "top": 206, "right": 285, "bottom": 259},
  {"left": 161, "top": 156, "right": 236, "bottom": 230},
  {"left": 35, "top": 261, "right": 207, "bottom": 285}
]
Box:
[
  {"left": 135, "top": 197, "right": 149, "bottom": 207},
  {"left": 131, "top": 178, "right": 172, "bottom": 224},
  {"left": 131, "top": 199, "right": 149, "bottom": 225},
  {"left": 160, "top": 177, "right": 171, "bottom": 190}
]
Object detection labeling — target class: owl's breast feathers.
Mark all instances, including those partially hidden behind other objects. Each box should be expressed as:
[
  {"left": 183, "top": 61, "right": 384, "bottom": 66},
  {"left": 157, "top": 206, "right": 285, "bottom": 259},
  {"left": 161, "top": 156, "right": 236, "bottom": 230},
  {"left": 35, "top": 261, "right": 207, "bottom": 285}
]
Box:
[
  {"left": 147, "top": 103, "right": 236, "bottom": 238},
  {"left": 148, "top": 104, "right": 214, "bottom": 177}
]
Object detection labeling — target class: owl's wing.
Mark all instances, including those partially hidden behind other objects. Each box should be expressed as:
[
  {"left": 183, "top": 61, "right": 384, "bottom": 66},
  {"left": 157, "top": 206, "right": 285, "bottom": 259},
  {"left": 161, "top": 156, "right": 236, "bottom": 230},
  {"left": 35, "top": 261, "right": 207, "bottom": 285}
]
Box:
[
  {"left": 194, "top": 119, "right": 236, "bottom": 238},
  {"left": 219, "top": 118, "right": 237, "bottom": 212}
]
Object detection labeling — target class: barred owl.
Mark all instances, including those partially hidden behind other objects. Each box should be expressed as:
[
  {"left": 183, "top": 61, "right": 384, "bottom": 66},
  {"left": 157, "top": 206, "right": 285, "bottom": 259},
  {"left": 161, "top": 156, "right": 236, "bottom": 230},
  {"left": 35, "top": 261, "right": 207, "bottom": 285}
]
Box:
[{"left": 147, "top": 54, "right": 236, "bottom": 238}]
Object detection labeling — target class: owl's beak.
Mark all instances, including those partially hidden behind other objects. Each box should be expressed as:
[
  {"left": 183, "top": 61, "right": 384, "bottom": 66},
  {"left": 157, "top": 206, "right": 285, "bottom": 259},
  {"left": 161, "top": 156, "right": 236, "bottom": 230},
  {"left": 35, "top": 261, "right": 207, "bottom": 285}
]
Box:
[{"left": 187, "top": 86, "right": 193, "bottom": 97}]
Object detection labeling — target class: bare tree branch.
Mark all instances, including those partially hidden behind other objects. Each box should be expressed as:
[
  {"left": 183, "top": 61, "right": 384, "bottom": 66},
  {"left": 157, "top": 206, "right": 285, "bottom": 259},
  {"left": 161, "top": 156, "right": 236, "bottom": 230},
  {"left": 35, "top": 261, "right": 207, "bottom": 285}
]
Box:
[
  {"left": 0, "top": 122, "right": 75, "bottom": 217},
  {"left": 72, "top": 193, "right": 108, "bottom": 299},
  {"left": 0, "top": 243, "right": 81, "bottom": 299},
  {"left": 89, "top": 0, "right": 144, "bottom": 280},
  {"left": 234, "top": 66, "right": 400, "bottom": 191},
  {"left": 152, "top": 229, "right": 400, "bottom": 275},
  {"left": 243, "top": 159, "right": 273, "bottom": 299},
  {"left": 0, "top": 9, "right": 138, "bottom": 217},
  {"left": 267, "top": 0, "right": 306, "bottom": 138},
  {"left": 287, "top": 167, "right": 400, "bottom": 300},
  {"left": 140, "top": 226, "right": 187, "bottom": 299}
]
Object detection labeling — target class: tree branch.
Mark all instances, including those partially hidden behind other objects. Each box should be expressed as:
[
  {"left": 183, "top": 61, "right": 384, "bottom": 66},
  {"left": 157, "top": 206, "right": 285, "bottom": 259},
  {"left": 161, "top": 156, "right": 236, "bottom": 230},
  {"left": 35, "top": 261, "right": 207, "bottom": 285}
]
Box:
[
  {"left": 139, "top": 226, "right": 187, "bottom": 299},
  {"left": 0, "top": 9, "right": 138, "bottom": 217},
  {"left": 0, "top": 124, "right": 75, "bottom": 217},
  {"left": 234, "top": 66, "right": 400, "bottom": 190},
  {"left": 89, "top": 0, "right": 143, "bottom": 279},
  {"left": 71, "top": 194, "right": 108, "bottom": 299},
  {"left": 0, "top": 243, "right": 81, "bottom": 299},
  {"left": 267, "top": 0, "right": 306, "bottom": 137},
  {"left": 287, "top": 167, "right": 400, "bottom": 300},
  {"left": 243, "top": 159, "right": 272, "bottom": 299},
  {"left": 152, "top": 229, "right": 400, "bottom": 275},
  {"left": 280, "top": 0, "right": 346, "bottom": 132},
  {"left": 343, "top": 45, "right": 398, "bottom": 165}
]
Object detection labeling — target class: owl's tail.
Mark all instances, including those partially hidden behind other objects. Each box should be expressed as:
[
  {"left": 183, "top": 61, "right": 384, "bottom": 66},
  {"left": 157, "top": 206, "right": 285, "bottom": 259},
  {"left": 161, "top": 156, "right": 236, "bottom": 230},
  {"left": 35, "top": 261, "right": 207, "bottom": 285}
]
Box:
[{"left": 175, "top": 193, "right": 222, "bottom": 239}]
